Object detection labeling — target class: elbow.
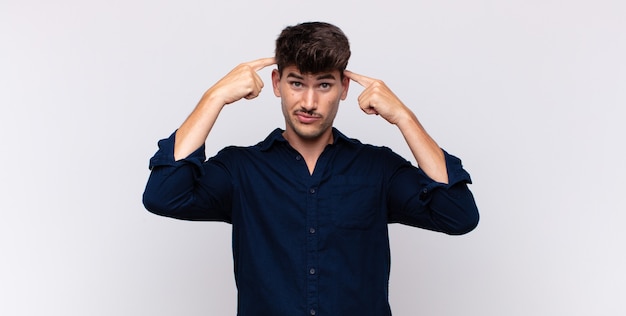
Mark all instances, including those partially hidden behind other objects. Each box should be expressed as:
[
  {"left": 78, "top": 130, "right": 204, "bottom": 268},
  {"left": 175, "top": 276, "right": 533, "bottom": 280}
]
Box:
[
  {"left": 445, "top": 209, "right": 479, "bottom": 235},
  {"left": 430, "top": 199, "right": 479, "bottom": 235},
  {"left": 434, "top": 183, "right": 480, "bottom": 235},
  {"left": 142, "top": 189, "right": 169, "bottom": 217},
  {"left": 142, "top": 184, "right": 184, "bottom": 218},
  {"left": 443, "top": 200, "right": 480, "bottom": 235},
  {"left": 142, "top": 170, "right": 189, "bottom": 218}
]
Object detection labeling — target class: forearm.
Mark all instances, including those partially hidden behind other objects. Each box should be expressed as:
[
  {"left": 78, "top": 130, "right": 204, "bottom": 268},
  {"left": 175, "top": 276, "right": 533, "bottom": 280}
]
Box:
[
  {"left": 395, "top": 110, "right": 448, "bottom": 184},
  {"left": 174, "top": 91, "right": 224, "bottom": 160},
  {"left": 174, "top": 58, "right": 275, "bottom": 160}
]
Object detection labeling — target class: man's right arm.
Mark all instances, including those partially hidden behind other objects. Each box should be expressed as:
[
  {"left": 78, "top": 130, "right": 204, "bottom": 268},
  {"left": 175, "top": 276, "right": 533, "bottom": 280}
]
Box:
[
  {"left": 143, "top": 132, "right": 234, "bottom": 221},
  {"left": 143, "top": 58, "right": 276, "bottom": 220},
  {"left": 174, "top": 57, "right": 276, "bottom": 160}
]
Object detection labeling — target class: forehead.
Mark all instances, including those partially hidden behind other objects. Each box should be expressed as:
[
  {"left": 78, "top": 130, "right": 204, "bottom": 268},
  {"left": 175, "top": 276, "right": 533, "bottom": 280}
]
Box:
[{"left": 282, "top": 65, "right": 341, "bottom": 80}]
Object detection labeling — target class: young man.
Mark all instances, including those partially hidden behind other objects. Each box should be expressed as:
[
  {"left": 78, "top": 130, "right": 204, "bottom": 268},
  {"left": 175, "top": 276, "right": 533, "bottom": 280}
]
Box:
[{"left": 143, "top": 22, "right": 479, "bottom": 315}]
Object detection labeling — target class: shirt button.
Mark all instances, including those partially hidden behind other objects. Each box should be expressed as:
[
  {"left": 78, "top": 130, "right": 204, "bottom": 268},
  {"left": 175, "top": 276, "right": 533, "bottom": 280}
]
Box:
[
  {"left": 309, "top": 268, "right": 316, "bottom": 275},
  {"left": 310, "top": 309, "right": 316, "bottom": 315},
  {"left": 296, "top": 155, "right": 302, "bottom": 161},
  {"left": 309, "top": 227, "right": 316, "bottom": 234},
  {"left": 310, "top": 188, "right": 316, "bottom": 194}
]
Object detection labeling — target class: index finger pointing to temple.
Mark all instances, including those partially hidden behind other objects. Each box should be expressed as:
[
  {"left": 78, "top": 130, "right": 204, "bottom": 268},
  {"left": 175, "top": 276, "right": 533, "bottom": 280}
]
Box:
[
  {"left": 250, "top": 57, "right": 276, "bottom": 71},
  {"left": 344, "top": 70, "right": 375, "bottom": 87}
]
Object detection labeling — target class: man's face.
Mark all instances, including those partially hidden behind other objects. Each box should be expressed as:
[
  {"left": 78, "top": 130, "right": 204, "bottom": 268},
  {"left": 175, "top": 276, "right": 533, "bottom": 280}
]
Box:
[{"left": 272, "top": 65, "right": 350, "bottom": 142}]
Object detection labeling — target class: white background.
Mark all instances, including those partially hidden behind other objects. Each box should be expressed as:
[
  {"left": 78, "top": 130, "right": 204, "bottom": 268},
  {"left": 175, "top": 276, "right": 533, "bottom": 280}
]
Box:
[{"left": 1, "top": 0, "right": 625, "bottom": 315}]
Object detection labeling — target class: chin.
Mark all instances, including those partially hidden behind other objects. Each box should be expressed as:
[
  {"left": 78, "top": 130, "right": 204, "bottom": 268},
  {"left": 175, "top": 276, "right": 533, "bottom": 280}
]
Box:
[
  {"left": 285, "top": 118, "right": 332, "bottom": 141},
  {"left": 297, "top": 126, "right": 332, "bottom": 140},
  {"left": 295, "top": 130, "right": 323, "bottom": 140}
]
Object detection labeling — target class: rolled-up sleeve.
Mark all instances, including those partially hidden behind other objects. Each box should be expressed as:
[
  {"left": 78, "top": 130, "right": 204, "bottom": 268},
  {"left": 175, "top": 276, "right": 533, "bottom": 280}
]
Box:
[
  {"left": 387, "top": 150, "right": 479, "bottom": 235},
  {"left": 142, "top": 131, "right": 233, "bottom": 222}
]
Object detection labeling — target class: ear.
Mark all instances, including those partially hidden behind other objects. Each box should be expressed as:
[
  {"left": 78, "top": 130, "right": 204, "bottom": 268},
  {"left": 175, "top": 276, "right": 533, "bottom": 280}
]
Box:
[
  {"left": 271, "top": 69, "right": 281, "bottom": 97},
  {"left": 340, "top": 74, "right": 350, "bottom": 100}
]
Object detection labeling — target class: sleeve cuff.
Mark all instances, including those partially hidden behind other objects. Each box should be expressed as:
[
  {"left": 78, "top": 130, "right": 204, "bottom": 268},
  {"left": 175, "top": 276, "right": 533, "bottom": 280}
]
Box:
[
  {"left": 148, "top": 130, "right": 207, "bottom": 172},
  {"left": 443, "top": 149, "right": 472, "bottom": 186},
  {"left": 417, "top": 150, "right": 472, "bottom": 203}
]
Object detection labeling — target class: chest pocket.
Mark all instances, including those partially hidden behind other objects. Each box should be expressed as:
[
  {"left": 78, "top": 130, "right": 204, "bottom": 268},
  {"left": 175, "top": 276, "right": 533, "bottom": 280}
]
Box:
[{"left": 331, "top": 176, "right": 381, "bottom": 230}]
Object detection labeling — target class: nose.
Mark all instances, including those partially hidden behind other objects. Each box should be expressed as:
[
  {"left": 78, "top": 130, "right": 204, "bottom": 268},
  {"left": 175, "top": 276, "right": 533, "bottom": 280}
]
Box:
[{"left": 300, "top": 88, "right": 317, "bottom": 111}]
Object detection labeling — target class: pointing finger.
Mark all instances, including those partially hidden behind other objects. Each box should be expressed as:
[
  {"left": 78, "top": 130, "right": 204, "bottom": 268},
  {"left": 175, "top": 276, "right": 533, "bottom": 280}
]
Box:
[
  {"left": 344, "top": 70, "right": 375, "bottom": 87},
  {"left": 250, "top": 57, "right": 276, "bottom": 71}
]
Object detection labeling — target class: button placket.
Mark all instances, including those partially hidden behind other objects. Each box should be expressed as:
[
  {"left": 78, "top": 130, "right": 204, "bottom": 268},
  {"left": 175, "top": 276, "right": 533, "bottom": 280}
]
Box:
[{"left": 305, "top": 183, "right": 319, "bottom": 315}]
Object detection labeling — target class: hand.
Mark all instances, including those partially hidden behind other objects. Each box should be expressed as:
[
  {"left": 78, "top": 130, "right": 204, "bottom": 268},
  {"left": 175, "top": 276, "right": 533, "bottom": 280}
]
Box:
[
  {"left": 346, "top": 70, "right": 448, "bottom": 182},
  {"left": 344, "top": 70, "right": 410, "bottom": 125},
  {"left": 208, "top": 57, "right": 276, "bottom": 105}
]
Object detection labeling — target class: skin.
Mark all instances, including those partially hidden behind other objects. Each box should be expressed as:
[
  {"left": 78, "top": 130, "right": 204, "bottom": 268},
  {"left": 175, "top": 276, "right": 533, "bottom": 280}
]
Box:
[
  {"left": 271, "top": 65, "right": 349, "bottom": 174},
  {"left": 174, "top": 57, "right": 448, "bottom": 183}
]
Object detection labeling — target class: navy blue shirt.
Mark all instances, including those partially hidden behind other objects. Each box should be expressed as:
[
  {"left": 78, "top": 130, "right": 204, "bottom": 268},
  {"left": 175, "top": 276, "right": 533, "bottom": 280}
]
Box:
[{"left": 143, "top": 128, "right": 479, "bottom": 316}]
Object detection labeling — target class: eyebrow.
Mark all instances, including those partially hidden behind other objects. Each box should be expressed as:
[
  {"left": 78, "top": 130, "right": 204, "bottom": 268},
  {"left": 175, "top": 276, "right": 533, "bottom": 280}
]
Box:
[{"left": 286, "top": 72, "right": 337, "bottom": 81}]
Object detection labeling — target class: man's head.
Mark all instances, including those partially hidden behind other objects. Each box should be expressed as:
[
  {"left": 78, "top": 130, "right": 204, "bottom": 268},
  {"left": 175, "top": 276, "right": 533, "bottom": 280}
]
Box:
[
  {"left": 274, "top": 22, "right": 351, "bottom": 77},
  {"left": 271, "top": 22, "right": 352, "bottom": 143}
]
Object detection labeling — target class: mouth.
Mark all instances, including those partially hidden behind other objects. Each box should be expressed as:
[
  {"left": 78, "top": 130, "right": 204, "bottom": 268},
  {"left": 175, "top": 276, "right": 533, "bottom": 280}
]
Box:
[{"left": 295, "top": 110, "right": 321, "bottom": 124}]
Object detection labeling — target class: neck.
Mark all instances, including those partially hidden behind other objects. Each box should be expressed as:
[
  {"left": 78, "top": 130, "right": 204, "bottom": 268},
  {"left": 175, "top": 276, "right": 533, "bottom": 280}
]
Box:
[{"left": 283, "top": 129, "right": 333, "bottom": 175}]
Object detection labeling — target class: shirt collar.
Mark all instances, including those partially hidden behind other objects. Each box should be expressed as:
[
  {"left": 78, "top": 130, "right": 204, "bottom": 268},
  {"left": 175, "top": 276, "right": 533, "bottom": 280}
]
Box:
[{"left": 258, "top": 127, "right": 359, "bottom": 151}]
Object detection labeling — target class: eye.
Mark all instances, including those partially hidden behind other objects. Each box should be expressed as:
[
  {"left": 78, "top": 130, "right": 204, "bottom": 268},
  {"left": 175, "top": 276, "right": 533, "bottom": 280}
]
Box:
[
  {"left": 290, "top": 81, "right": 303, "bottom": 88},
  {"left": 320, "top": 82, "right": 331, "bottom": 89}
]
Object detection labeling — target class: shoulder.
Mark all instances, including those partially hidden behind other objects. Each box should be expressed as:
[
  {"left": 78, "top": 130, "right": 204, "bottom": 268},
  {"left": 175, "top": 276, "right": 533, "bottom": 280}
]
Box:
[
  {"left": 334, "top": 129, "right": 409, "bottom": 166},
  {"left": 209, "top": 129, "right": 283, "bottom": 162},
  {"left": 212, "top": 143, "right": 261, "bottom": 162}
]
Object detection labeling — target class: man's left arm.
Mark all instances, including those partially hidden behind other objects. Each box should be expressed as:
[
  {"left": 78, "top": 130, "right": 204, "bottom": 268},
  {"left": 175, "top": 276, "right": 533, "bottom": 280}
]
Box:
[
  {"left": 344, "top": 70, "right": 447, "bottom": 183},
  {"left": 345, "top": 70, "right": 478, "bottom": 234}
]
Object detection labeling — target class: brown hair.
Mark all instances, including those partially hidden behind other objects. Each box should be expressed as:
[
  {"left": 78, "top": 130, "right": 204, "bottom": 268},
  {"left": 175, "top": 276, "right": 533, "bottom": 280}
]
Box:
[{"left": 275, "top": 22, "right": 351, "bottom": 76}]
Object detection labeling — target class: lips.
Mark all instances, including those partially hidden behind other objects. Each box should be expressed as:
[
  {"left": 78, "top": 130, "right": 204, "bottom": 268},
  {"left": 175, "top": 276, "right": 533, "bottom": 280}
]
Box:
[{"left": 295, "top": 111, "right": 321, "bottom": 124}]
